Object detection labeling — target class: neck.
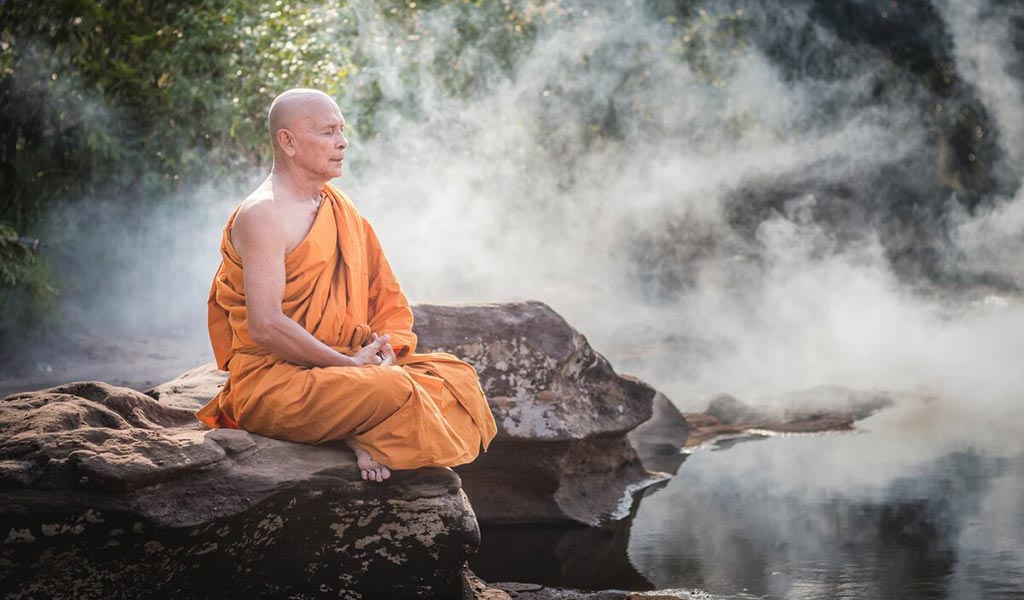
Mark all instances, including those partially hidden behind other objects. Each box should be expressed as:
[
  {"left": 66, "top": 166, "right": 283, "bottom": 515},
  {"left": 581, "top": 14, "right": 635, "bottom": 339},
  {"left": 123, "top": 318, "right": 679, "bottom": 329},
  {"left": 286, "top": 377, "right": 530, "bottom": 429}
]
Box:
[{"left": 269, "top": 162, "right": 325, "bottom": 204}]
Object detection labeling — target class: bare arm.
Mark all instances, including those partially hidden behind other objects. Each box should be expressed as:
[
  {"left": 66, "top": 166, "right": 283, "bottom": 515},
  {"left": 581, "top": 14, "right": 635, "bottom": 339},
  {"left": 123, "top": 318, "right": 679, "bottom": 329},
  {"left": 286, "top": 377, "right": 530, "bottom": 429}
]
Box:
[{"left": 232, "top": 203, "right": 388, "bottom": 368}]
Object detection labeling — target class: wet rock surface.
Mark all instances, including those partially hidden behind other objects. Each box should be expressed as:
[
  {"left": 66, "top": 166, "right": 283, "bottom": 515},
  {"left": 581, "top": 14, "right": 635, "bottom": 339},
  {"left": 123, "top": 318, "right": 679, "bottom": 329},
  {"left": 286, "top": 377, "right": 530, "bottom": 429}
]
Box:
[
  {"left": 414, "top": 301, "right": 665, "bottom": 525},
  {"left": 0, "top": 382, "right": 478, "bottom": 599}
]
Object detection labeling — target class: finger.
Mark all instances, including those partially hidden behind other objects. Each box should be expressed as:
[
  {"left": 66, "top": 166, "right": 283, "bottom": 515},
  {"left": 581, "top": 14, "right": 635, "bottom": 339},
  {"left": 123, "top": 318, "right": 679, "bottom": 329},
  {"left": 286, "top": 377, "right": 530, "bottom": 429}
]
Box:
[{"left": 361, "top": 469, "right": 368, "bottom": 481}]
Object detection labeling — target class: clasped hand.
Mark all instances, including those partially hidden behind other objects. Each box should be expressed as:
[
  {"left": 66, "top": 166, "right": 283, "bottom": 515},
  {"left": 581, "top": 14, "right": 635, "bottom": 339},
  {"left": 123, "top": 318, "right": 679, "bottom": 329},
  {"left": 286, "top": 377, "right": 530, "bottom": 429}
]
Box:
[{"left": 352, "top": 332, "right": 396, "bottom": 367}]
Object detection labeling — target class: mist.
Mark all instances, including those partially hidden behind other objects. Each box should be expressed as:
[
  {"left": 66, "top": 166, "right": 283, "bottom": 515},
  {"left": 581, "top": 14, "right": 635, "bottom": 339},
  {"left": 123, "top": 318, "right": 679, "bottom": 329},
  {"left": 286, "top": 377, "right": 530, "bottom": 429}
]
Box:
[
  {"left": 14, "top": 0, "right": 1024, "bottom": 433},
  {"left": 344, "top": 0, "right": 1024, "bottom": 422}
]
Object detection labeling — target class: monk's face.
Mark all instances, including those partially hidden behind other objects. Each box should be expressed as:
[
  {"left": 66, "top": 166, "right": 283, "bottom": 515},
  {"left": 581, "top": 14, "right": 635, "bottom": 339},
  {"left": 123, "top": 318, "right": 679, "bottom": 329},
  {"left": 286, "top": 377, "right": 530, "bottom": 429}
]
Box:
[{"left": 289, "top": 97, "right": 348, "bottom": 180}]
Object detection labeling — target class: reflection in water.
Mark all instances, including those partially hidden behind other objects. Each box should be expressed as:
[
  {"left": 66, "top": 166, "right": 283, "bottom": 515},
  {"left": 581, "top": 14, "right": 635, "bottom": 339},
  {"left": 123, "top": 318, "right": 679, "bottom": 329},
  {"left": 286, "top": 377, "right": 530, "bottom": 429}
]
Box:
[
  {"left": 473, "top": 399, "right": 1024, "bottom": 599},
  {"left": 471, "top": 518, "right": 654, "bottom": 591},
  {"left": 628, "top": 401, "right": 1024, "bottom": 599}
]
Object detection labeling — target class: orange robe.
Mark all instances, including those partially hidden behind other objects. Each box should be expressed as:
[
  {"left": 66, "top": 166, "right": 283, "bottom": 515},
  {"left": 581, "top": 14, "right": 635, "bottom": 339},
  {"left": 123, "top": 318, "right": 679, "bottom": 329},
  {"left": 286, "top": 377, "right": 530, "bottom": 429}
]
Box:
[{"left": 195, "top": 183, "right": 497, "bottom": 469}]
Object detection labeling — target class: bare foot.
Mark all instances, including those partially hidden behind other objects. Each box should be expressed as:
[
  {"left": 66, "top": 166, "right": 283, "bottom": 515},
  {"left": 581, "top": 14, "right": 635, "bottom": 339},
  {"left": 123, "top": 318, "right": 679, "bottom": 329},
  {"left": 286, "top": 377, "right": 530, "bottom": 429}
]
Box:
[{"left": 343, "top": 438, "right": 391, "bottom": 482}]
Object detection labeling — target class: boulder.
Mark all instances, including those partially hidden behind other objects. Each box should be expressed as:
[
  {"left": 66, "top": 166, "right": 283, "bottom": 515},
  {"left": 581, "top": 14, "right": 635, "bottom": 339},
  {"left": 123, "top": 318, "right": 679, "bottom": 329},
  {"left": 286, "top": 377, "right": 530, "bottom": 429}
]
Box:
[
  {"left": 150, "top": 301, "right": 674, "bottom": 526},
  {"left": 413, "top": 301, "right": 666, "bottom": 525},
  {"left": 0, "top": 382, "right": 479, "bottom": 599}
]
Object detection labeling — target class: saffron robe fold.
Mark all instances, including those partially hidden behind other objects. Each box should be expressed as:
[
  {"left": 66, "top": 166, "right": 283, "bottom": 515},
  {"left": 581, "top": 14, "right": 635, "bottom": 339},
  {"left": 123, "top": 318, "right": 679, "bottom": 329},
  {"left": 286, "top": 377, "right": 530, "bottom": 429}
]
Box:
[{"left": 195, "top": 183, "right": 497, "bottom": 469}]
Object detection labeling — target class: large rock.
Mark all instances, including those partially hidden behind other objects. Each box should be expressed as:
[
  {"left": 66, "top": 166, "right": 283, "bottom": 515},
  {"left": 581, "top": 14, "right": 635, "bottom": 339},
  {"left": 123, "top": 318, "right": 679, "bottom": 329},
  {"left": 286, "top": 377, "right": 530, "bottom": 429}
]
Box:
[
  {"left": 151, "top": 301, "right": 676, "bottom": 526},
  {"left": 0, "top": 382, "right": 479, "bottom": 599},
  {"left": 413, "top": 301, "right": 668, "bottom": 525},
  {"left": 130, "top": 301, "right": 674, "bottom": 529}
]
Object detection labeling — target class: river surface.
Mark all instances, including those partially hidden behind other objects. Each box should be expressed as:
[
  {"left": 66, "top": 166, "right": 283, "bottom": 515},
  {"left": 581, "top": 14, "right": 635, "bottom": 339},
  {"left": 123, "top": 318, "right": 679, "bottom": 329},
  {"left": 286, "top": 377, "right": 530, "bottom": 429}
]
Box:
[{"left": 471, "top": 397, "right": 1024, "bottom": 599}]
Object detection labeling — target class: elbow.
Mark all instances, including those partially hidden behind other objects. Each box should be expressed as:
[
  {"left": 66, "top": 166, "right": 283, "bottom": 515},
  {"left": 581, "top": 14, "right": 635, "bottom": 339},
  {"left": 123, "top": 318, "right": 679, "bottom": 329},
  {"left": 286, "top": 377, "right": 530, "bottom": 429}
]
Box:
[{"left": 248, "top": 314, "right": 279, "bottom": 347}]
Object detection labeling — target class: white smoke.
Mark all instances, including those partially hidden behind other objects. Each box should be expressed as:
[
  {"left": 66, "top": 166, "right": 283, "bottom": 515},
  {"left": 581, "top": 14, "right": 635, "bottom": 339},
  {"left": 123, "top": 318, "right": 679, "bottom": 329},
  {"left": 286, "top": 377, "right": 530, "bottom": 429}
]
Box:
[
  {"left": 15, "top": 0, "right": 1024, "bottom": 425},
  {"left": 334, "top": 1, "right": 1024, "bottom": 419},
  {"left": 7, "top": 2, "right": 1022, "bottom": 592},
  {"left": 939, "top": 0, "right": 1024, "bottom": 287}
]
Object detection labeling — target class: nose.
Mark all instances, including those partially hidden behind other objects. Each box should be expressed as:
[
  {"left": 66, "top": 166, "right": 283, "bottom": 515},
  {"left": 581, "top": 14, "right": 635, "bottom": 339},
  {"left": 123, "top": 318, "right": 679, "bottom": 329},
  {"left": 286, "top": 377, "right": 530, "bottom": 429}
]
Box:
[{"left": 337, "top": 131, "right": 348, "bottom": 149}]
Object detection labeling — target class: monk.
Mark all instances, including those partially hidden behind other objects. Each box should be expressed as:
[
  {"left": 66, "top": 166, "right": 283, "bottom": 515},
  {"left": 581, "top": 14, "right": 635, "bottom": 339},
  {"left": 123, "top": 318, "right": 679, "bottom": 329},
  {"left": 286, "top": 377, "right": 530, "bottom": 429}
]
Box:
[{"left": 195, "top": 88, "right": 497, "bottom": 482}]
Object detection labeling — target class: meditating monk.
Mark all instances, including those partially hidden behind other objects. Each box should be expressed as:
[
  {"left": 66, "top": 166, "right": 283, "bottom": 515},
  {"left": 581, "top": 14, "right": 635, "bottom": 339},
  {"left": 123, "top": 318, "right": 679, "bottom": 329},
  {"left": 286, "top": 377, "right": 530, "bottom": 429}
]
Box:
[{"left": 195, "top": 88, "right": 497, "bottom": 482}]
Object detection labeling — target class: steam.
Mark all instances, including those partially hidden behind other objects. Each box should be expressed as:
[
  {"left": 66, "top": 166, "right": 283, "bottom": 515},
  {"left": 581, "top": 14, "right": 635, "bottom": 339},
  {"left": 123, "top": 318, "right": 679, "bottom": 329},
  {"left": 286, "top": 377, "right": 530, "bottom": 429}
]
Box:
[
  {"left": 16, "top": 0, "right": 1024, "bottom": 428},
  {"left": 337, "top": 1, "right": 1024, "bottom": 420},
  {"left": 940, "top": 0, "right": 1024, "bottom": 289},
  {"left": 4, "top": 0, "right": 1021, "bottom": 593}
]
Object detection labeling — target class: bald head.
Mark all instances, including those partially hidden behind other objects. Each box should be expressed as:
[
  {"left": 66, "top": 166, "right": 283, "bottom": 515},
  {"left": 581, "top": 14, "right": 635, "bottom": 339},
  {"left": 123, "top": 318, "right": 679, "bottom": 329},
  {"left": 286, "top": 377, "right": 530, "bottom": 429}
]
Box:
[
  {"left": 268, "top": 88, "right": 340, "bottom": 149},
  {"left": 266, "top": 88, "right": 349, "bottom": 181}
]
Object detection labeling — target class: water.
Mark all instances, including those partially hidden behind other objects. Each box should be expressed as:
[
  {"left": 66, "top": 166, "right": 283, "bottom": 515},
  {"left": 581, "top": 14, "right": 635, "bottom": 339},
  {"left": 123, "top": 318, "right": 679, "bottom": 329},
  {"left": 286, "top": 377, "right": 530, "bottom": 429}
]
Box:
[{"left": 471, "top": 397, "right": 1024, "bottom": 599}]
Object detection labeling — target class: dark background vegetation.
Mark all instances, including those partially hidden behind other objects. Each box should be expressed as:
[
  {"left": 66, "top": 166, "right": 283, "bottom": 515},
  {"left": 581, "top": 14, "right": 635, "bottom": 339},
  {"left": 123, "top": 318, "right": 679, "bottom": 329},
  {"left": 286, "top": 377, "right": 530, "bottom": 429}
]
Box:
[{"left": 0, "top": 0, "right": 541, "bottom": 364}]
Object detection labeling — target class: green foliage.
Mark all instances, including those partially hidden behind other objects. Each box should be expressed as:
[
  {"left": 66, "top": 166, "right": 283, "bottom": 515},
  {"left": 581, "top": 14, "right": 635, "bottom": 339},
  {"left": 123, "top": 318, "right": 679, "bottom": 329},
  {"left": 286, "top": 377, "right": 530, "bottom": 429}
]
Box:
[
  {"left": 0, "top": 0, "right": 355, "bottom": 230},
  {"left": 0, "top": 0, "right": 741, "bottom": 348},
  {"left": 0, "top": 0, "right": 543, "bottom": 223},
  {"left": 0, "top": 223, "right": 55, "bottom": 344},
  {"left": 0, "top": 0, "right": 358, "bottom": 345}
]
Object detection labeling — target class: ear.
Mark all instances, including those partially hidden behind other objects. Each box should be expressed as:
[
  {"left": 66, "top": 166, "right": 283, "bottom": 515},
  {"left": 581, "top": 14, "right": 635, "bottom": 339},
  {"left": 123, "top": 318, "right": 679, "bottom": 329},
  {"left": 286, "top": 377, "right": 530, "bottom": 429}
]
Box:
[{"left": 276, "top": 129, "right": 297, "bottom": 156}]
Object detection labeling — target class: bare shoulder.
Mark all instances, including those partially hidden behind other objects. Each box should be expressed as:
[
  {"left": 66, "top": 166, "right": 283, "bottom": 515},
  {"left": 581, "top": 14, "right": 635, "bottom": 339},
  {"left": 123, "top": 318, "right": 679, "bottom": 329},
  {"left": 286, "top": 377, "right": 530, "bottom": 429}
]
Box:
[
  {"left": 231, "top": 185, "right": 286, "bottom": 256},
  {"left": 235, "top": 183, "right": 278, "bottom": 225}
]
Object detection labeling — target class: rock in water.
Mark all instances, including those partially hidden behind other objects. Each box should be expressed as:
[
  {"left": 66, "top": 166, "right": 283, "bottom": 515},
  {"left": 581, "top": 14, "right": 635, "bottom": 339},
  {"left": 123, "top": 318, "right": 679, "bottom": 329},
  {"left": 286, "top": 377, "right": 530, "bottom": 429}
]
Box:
[
  {"left": 414, "top": 301, "right": 668, "bottom": 525},
  {"left": 0, "top": 382, "right": 478, "bottom": 599},
  {"left": 683, "top": 388, "right": 893, "bottom": 449}
]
